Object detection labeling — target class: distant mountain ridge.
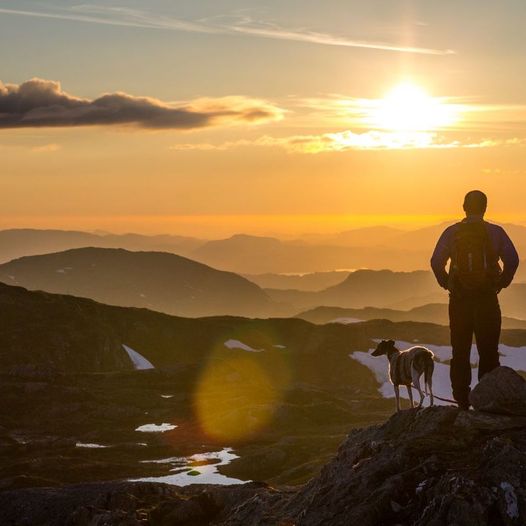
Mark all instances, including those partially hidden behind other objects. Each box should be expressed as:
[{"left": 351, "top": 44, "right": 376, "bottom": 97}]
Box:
[
  {"left": 0, "top": 247, "right": 275, "bottom": 318},
  {"left": 3, "top": 225, "right": 526, "bottom": 275},
  {"left": 266, "top": 269, "right": 526, "bottom": 319},
  {"left": 0, "top": 228, "right": 203, "bottom": 264},
  {"left": 296, "top": 303, "right": 526, "bottom": 329}
]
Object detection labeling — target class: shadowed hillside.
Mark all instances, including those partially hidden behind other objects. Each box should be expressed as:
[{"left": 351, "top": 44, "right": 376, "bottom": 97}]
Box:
[{"left": 0, "top": 248, "right": 277, "bottom": 318}]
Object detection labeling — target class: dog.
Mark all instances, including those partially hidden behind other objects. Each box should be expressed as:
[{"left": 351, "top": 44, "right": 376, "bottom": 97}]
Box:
[{"left": 372, "top": 339, "right": 435, "bottom": 412}]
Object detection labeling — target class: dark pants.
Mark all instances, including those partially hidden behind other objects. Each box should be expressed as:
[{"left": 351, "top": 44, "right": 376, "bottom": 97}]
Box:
[{"left": 449, "top": 291, "right": 501, "bottom": 405}]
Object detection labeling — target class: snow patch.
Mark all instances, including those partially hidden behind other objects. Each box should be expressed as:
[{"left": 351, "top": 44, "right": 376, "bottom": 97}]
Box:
[
  {"left": 122, "top": 344, "right": 155, "bottom": 370},
  {"left": 351, "top": 342, "right": 476, "bottom": 406},
  {"left": 135, "top": 423, "right": 177, "bottom": 433},
  {"left": 497, "top": 345, "right": 526, "bottom": 372},
  {"left": 161, "top": 394, "right": 174, "bottom": 399},
  {"left": 273, "top": 344, "right": 286, "bottom": 349},
  {"left": 135, "top": 447, "right": 246, "bottom": 486},
  {"left": 224, "top": 339, "right": 264, "bottom": 353},
  {"left": 75, "top": 442, "right": 109, "bottom": 449},
  {"left": 371, "top": 339, "right": 476, "bottom": 365},
  {"left": 500, "top": 482, "right": 519, "bottom": 519},
  {"left": 354, "top": 338, "right": 526, "bottom": 404}
]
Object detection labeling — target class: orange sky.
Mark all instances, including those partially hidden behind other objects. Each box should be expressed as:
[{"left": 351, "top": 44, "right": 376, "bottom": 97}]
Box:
[{"left": 1, "top": 1, "right": 525, "bottom": 237}]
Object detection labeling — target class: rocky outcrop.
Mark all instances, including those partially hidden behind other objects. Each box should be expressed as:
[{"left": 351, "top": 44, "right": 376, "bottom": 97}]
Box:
[
  {"left": 0, "top": 481, "right": 269, "bottom": 526},
  {"left": 470, "top": 366, "right": 526, "bottom": 415},
  {"left": 3, "top": 407, "right": 526, "bottom": 525},
  {"left": 224, "top": 406, "right": 526, "bottom": 525}
]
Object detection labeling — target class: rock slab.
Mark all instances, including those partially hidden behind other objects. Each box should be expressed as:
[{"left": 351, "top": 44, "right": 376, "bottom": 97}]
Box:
[{"left": 470, "top": 366, "right": 526, "bottom": 415}]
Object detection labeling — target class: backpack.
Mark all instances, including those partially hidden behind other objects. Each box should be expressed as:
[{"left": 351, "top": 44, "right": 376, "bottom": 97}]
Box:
[{"left": 449, "top": 221, "right": 501, "bottom": 292}]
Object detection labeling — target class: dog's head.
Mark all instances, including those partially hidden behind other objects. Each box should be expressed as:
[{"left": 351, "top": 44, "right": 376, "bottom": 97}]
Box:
[{"left": 371, "top": 339, "right": 396, "bottom": 356}]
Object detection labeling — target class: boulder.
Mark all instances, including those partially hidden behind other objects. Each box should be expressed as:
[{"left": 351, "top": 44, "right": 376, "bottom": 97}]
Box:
[{"left": 469, "top": 366, "right": 526, "bottom": 415}]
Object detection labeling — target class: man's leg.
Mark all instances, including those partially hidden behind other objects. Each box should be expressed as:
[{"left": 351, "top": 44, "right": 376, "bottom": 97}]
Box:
[
  {"left": 449, "top": 294, "right": 474, "bottom": 408},
  {"left": 474, "top": 292, "right": 501, "bottom": 380}
]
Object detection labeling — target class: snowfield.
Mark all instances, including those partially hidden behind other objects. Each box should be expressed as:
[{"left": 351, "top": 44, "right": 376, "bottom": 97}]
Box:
[{"left": 350, "top": 339, "right": 526, "bottom": 406}]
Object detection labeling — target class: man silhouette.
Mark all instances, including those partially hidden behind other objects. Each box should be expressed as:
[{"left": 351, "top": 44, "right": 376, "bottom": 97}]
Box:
[{"left": 431, "top": 190, "right": 519, "bottom": 409}]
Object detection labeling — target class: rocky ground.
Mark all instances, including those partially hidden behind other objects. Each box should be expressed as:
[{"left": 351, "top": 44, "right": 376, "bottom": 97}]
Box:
[
  {"left": 4, "top": 397, "right": 526, "bottom": 524},
  {"left": 0, "top": 370, "right": 393, "bottom": 491}
]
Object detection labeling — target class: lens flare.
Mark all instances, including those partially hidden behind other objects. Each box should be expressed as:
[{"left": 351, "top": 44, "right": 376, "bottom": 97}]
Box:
[{"left": 193, "top": 330, "right": 291, "bottom": 442}]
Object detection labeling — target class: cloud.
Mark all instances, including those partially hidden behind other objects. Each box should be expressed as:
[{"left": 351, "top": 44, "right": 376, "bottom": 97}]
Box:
[
  {"left": 170, "top": 131, "right": 525, "bottom": 154},
  {"left": 0, "top": 78, "right": 283, "bottom": 129},
  {"left": 224, "top": 16, "right": 454, "bottom": 56},
  {"left": 0, "top": 6, "right": 454, "bottom": 56}
]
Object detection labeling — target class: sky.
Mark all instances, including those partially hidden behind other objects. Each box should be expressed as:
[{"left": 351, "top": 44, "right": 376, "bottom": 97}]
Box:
[{"left": 1, "top": 0, "right": 526, "bottom": 237}]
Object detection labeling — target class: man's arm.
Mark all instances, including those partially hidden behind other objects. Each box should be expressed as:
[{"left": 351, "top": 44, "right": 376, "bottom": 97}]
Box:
[
  {"left": 430, "top": 228, "right": 452, "bottom": 289},
  {"left": 497, "top": 227, "right": 519, "bottom": 288}
]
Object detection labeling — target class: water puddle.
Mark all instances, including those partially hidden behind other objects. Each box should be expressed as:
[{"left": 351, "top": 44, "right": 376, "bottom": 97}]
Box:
[{"left": 133, "top": 447, "right": 247, "bottom": 486}]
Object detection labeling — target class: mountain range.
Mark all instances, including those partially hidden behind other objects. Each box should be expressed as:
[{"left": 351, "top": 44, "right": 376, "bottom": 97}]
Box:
[
  {"left": 0, "top": 247, "right": 275, "bottom": 318},
  {"left": 3, "top": 249, "right": 526, "bottom": 320},
  {"left": 4, "top": 223, "right": 526, "bottom": 275},
  {"left": 0, "top": 228, "right": 202, "bottom": 264},
  {"left": 296, "top": 303, "right": 526, "bottom": 330}
]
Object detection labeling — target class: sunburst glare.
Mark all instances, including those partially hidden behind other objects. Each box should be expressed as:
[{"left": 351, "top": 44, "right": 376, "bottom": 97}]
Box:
[{"left": 369, "top": 83, "right": 460, "bottom": 132}]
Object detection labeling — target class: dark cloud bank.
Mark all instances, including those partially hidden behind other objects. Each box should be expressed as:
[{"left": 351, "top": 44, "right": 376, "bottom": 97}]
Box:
[{"left": 0, "top": 78, "right": 282, "bottom": 129}]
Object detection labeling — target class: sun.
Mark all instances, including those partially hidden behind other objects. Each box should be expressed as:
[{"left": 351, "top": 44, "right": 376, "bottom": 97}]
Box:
[{"left": 370, "top": 83, "right": 459, "bottom": 132}]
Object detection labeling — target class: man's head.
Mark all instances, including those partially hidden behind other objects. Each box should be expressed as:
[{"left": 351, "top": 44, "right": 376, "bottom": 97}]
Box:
[{"left": 463, "top": 190, "right": 487, "bottom": 217}]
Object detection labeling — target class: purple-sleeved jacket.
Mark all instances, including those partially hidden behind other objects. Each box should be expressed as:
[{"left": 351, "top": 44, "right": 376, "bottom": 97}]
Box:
[{"left": 430, "top": 216, "right": 519, "bottom": 290}]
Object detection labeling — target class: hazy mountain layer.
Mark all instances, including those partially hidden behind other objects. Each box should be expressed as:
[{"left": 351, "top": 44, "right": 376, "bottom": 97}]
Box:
[
  {"left": 267, "top": 269, "right": 526, "bottom": 319},
  {"left": 0, "top": 229, "right": 203, "bottom": 264},
  {"left": 296, "top": 303, "right": 526, "bottom": 329},
  {"left": 3, "top": 226, "right": 526, "bottom": 276},
  {"left": 0, "top": 247, "right": 275, "bottom": 318},
  {"left": 244, "top": 270, "right": 350, "bottom": 291}
]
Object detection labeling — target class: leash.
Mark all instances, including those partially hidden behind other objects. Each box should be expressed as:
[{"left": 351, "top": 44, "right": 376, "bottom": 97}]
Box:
[
  {"left": 410, "top": 384, "right": 459, "bottom": 405},
  {"left": 432, "top": 394, "right": 459, "bottom": 405}
]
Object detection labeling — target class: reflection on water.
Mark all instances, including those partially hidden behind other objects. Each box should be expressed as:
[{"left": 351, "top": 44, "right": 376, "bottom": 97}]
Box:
[{"left": 133, "top": 447, "right": 247, "bottom": 486}]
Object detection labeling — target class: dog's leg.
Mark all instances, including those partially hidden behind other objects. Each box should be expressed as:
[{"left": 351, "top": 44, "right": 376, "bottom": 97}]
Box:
[
  {"left": 424, "top": 360, "right": 434, "bottom": 406},
  {"left": 427, "top": 376, "right": 434, "bottom": 406},
  {"left": 394, "top": 384, "right": 400, "bottom": 412},
  {"left": 406, "top": 384, "right": 414, "bottom": 408},
  {"left": 412, "top": 368, "right": 425, "bottom": 408}
]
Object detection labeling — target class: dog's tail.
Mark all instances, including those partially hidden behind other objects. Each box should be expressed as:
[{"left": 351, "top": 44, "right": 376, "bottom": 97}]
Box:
[{"left": 423, "top": 354, "right": 434, "bottom": 396}]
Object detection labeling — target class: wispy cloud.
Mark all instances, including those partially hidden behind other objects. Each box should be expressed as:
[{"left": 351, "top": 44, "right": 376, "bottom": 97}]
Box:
[
  {"left": 0, "top": 78, "right": 283, "bottom": 129},
  {"left": 0, "top": 6, "right": 454, "bottom": 56},
  {"left": 170, "top": 132, "right": 526, "bottom": 154}
]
